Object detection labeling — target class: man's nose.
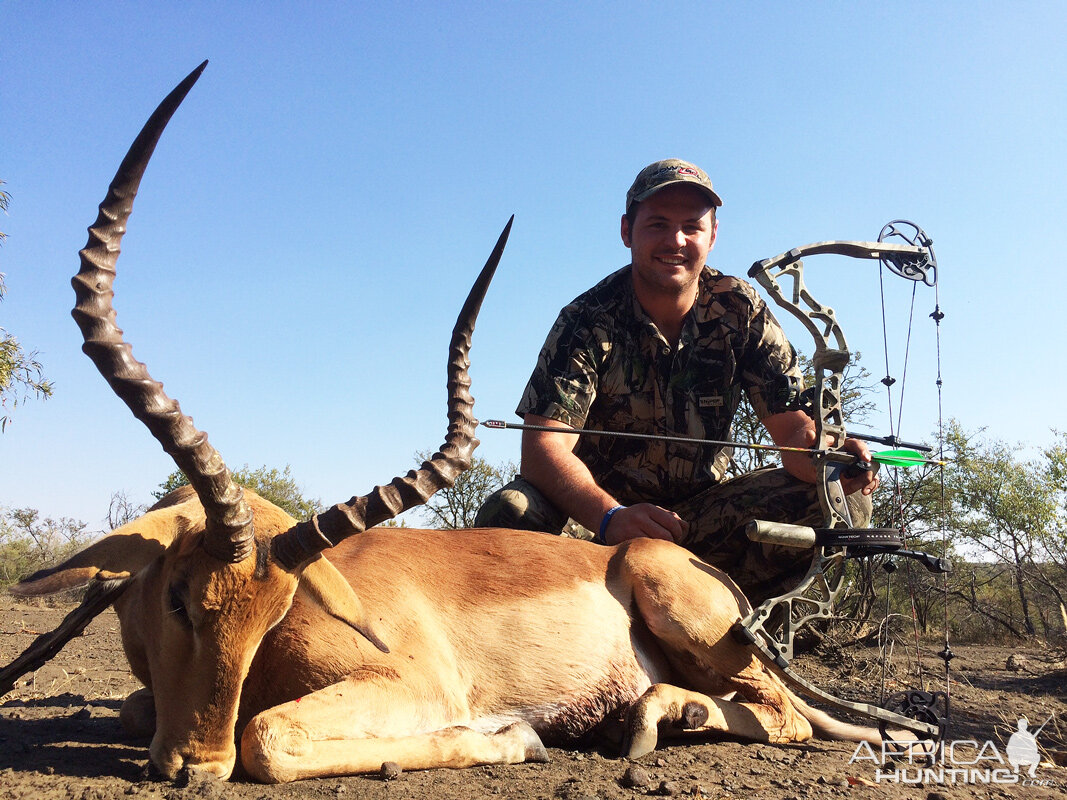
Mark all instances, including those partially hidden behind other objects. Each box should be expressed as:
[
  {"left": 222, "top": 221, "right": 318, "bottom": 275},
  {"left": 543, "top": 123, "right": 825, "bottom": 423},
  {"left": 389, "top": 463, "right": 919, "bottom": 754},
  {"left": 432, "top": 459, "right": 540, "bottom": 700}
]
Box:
[{"left": 669, "top": 228, "right": 687, "bottom": 248}]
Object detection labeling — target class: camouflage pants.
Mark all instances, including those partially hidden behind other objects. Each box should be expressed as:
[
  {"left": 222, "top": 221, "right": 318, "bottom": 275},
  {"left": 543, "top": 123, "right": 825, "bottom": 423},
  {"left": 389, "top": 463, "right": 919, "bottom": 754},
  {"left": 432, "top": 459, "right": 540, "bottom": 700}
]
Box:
[{"left": 474, "top": 467, "right": 872, "bottom": 605}]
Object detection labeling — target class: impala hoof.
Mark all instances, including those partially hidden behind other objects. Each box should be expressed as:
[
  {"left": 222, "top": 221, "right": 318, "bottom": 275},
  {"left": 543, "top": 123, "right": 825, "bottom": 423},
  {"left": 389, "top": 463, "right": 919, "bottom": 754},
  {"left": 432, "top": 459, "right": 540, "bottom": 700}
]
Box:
[
  {"left": 623, "top": 730, "right": 658, "bottom": 760},
  {"left": 680, "top": 701, "right": 709, "bottom": 729},
  {"left": 500, "top": 721, "right": 548, "bottom": 763}
]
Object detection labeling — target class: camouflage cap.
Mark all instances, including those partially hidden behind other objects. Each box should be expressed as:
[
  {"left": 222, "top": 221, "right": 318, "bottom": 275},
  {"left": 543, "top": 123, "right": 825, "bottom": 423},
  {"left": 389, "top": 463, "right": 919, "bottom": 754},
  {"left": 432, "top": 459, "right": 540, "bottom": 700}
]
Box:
[{"left": 626, "top": 159, "right": 723, "bottom": 211}]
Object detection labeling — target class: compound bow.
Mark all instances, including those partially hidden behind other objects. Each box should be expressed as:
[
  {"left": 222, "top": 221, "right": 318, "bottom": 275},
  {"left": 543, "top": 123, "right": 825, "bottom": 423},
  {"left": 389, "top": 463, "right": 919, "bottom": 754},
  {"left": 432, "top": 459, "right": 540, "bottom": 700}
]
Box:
[{"left": 732, "top": 220, "right": 951, "bottom": 745}]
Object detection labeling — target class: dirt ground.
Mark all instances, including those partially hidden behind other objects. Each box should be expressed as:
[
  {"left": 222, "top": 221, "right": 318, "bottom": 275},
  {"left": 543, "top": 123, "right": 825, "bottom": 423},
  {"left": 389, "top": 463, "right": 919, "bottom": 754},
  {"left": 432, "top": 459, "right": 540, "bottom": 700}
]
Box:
[{"left": 1, "top": 596, "right": 1064, "bottom": 800}]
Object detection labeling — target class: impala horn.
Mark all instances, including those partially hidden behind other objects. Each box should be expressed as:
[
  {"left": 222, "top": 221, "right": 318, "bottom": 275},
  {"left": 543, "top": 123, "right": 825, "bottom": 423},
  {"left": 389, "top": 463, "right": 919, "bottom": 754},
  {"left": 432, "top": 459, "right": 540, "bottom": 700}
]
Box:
[
  {"left": 72, "top": 61, "right": 255, "bottom": 563},
  {"left": 271, "top": 217, "right": 512, "bottom": 569}
]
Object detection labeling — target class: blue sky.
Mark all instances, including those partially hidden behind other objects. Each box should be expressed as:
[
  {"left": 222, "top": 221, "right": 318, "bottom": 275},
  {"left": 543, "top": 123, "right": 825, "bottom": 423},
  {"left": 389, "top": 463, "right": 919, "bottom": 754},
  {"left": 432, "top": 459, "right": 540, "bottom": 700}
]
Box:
[{"left": 2, "top": 2, "right": 1064, "bottom": 529}]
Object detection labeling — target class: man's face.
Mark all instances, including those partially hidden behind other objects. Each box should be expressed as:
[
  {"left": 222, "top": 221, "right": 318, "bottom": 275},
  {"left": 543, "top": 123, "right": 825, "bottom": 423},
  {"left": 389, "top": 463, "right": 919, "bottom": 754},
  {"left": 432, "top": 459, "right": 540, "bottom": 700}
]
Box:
[{"left": 621, "top": 184, "right": 718, "bottom": 298}]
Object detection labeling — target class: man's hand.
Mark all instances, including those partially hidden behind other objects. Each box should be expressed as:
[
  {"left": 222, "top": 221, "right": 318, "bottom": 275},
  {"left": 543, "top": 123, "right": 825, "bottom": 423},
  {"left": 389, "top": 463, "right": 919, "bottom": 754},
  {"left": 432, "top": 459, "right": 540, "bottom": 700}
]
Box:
[
  {"left": 764, "top": 410, "right": 881, "bottom": 497},
  {"left": 839, "top": 437, "right": 880, "bottom": 497},
  {"left": 603, "top": 503, "right": 689, "bottom": 545}
]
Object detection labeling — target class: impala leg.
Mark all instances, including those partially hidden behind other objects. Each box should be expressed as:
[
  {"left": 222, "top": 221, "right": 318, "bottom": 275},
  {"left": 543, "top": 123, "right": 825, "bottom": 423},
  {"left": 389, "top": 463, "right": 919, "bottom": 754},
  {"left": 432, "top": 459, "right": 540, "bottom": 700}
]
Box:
[
  {"left": 622, "top": 539, "right": 814, "bottom": 757},
  {"left": 239, "top": 673, "right": 547, "bottom": 783},
  {"left": 623, "top": 678, "right": 813, "bottom": 759}
]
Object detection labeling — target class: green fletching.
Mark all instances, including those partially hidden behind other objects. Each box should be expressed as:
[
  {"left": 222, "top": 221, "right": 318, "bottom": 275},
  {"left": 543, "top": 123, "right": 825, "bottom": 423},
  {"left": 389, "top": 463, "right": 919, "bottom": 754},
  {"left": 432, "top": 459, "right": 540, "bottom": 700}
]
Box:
[{"left": 870, "top": 449, "right": 943, "bottom": 467}]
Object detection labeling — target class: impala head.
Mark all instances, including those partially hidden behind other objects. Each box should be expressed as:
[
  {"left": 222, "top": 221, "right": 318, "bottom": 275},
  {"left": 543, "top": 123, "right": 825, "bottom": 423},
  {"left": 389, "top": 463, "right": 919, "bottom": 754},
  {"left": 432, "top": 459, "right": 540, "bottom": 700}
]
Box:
[
  {"left": 104, "top": 488, "right": 305, "bottom": 777},
  {"left": 18, "top": 62, "right": 509, "bottom": 779}
]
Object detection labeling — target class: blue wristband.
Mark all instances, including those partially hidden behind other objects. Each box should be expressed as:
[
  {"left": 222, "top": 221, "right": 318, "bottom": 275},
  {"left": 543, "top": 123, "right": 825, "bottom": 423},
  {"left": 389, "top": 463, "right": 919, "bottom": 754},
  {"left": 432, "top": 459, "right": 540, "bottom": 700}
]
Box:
[{"left": 598, "top": 505, "right": 626, "bottom": 544}]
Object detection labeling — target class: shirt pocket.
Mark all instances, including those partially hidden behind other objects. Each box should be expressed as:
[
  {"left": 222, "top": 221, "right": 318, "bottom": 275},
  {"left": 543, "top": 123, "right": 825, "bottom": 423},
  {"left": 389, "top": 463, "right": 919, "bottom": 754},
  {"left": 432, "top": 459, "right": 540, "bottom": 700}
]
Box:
[
  {"left": 590, "top": 379, "right": 659, "bottom": 437},
  {"left": 685, "top": 380, "right": 740, "bottom": 441}
]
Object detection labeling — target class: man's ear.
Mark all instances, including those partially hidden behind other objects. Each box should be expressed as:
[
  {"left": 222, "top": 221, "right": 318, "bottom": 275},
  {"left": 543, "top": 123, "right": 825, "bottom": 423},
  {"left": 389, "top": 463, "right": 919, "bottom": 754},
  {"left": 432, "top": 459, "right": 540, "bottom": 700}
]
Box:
[{"left": 620, "top": 214, "right": 632, "bottom": 248}]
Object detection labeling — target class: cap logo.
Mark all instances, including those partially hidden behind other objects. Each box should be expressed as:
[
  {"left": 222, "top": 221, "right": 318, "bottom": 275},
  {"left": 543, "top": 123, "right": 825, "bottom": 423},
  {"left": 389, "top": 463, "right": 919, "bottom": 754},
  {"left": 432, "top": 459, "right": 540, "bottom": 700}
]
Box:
[
  {"left": 641, "top": 164, "right": 705, "bottom": 189},
  {"left": 648, "top": 164, "right": 700, "bottom": 181}
]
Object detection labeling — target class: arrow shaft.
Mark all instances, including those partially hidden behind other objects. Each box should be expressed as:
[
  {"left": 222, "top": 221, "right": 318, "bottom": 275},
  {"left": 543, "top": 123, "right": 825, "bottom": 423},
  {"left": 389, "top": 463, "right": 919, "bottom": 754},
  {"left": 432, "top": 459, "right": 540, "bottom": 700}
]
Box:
[
  {"left": 484, "top": 419, "right": 810, "bottom": 454},
  {"left": 482, "top": 420, "right": 943, "bottom": 469}
]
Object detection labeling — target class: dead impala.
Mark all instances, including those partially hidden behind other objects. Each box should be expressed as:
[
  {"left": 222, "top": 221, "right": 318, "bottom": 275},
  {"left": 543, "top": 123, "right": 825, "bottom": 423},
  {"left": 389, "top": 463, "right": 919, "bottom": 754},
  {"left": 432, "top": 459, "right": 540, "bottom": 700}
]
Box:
[{"left": 9, "top": 63, "right": 889, "bottom": 783}]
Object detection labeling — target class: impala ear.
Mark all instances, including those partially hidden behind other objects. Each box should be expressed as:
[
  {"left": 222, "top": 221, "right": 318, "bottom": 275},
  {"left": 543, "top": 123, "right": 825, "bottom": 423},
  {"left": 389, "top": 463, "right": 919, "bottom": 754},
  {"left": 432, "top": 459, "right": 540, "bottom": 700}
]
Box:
[
  {"left": 12, "top": 565, "right": 137, "bottom": 597},
  {"left": 11, "top": 489, "right": 205, "bottom": 597},
  {"left": 296, "top": 556, "right": 390, "bottom": 654}
]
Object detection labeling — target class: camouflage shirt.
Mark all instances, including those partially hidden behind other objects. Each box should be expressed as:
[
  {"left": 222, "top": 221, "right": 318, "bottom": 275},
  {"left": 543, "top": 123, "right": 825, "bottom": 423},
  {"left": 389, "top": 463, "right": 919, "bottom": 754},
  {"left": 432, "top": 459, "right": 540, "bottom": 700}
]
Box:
[{"left": 517, "top": 265, "right": 802, "bottom": 507}]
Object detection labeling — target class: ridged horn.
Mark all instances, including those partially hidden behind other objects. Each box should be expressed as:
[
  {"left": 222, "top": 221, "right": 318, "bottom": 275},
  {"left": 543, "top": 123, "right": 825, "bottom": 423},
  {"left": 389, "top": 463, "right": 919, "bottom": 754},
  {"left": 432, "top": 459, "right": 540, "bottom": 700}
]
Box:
[
  {"left": 271, "top": 217, "right": 513, "bottom": 569},
  {"left": 71, "top": 62, "right": 255, "bottom": 563}
]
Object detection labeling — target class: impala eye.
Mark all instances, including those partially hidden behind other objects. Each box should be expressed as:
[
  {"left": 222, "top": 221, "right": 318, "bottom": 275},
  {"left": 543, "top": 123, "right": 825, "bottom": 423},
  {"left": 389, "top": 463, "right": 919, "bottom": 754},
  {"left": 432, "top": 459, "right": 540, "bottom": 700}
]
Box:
[{"left": 168, "top": 582, "right": 190, "bottom": 625}]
